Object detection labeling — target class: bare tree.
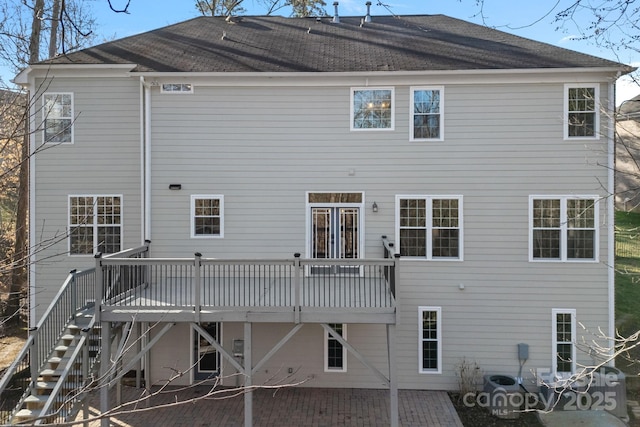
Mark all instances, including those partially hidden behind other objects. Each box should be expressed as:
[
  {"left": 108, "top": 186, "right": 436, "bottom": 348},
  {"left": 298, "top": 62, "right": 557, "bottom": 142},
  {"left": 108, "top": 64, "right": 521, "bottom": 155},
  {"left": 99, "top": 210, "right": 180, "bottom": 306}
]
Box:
[{"left": 195, "top": 0, "right": 327, "bottom": 17}]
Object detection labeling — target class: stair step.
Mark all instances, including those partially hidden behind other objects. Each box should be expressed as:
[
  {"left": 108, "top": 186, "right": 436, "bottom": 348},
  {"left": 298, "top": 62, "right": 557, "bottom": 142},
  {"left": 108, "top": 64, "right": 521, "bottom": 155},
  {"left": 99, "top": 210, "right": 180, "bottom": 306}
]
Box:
[
  {"left": 24, "top": 395, "right": 48, "bottom": 410},
  {"left": 61, "top": 334, "right": 77, "bottom": 345},
  {"left": 54, "top": 345, "right": 69, "bottom": 357},
  {"left": 35, "top": 381, "right": 56, "bottom": 394},
  {"left": 14, "top": 408, "right": 42, "bottom": 422},
  {"left": 48, "top": 356, "right": 80, "bottom": 370},
  {"left": 67, "top": 324, "right": 81, "bottom": 334}
]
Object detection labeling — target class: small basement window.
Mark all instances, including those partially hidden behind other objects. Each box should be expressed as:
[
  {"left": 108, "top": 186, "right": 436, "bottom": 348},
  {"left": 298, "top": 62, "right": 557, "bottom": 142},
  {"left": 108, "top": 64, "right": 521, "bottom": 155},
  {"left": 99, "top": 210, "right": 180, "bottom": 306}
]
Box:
[{"left": 161, "top": 83, "right": 193, "bottom": 93}]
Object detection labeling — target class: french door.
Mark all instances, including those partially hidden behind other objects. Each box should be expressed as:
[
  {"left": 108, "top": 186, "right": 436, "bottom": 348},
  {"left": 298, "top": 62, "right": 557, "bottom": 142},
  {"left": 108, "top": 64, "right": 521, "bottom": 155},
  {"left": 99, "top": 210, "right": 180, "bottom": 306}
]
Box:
[{"left": 310, "top": 206, "right": 360, "bottom": 274}]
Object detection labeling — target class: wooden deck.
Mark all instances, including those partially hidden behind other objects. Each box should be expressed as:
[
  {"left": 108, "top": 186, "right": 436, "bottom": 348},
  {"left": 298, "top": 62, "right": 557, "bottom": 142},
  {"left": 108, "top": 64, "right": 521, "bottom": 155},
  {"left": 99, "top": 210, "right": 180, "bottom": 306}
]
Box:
[{"left": 97, "top": 253, "right": 398, "bottom": 324}]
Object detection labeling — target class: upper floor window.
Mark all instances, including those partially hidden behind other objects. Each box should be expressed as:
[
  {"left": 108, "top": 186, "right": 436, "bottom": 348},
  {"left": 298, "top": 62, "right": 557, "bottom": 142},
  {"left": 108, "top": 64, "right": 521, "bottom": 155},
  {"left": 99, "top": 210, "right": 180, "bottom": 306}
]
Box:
[
  {"left": 43, "top": 93, "right": 73, "bottom": 143},
  {"left": 530, "top": 196, "right": 598, "bottom": 261},
  {"left": 410, "top": 87, "right": 443, "bottom": 141},
  {"left": 419, "top": 307, "right": 442, "bottom": 374},
  {"left": 191, "top": 195, "right": 224, "bottom": 238},
  {"left": 69, "top": 195, "right": 121, "bottom": 255},
  {"left": 397, "top": 196, "right": 463, "bottom": 260},
  {"left": 324, "top": 323, "right": 347, "bottom": 372},
  {"left": 351, "top": 87, "right": 394, "bottom": 130},
  {"left": 565, "top": 84, "right": 599, "bottom": 139},
  {"left": 161, "top": 83, "right": 193, "bottom": 93}
]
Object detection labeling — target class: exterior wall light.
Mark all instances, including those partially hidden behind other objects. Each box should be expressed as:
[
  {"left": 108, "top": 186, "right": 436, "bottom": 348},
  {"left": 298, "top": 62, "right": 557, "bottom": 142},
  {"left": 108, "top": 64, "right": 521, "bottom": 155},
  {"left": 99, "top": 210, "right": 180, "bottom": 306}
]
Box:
[{"left": 372, "top": 202, "right": 378, "bottom": 212}]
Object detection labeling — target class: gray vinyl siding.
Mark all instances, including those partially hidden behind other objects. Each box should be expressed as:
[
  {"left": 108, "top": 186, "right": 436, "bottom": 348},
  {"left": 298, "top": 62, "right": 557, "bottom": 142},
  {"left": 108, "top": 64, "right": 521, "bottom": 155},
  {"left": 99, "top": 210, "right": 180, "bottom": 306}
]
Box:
[
  {"left": 143, "top": 80, "right": 611, "bottom": 390},
  {"left": 31, "top": 77, "right": 142, "bottom": 320},
  {"left": 31, "top": 74, "right": 613, "bottom": 390}
]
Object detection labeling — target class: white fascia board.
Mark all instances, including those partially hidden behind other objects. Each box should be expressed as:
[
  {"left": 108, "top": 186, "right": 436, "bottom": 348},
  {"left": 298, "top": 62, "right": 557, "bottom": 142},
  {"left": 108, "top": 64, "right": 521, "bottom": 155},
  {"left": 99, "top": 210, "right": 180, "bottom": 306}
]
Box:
[
  {"left": 134, "top": 67, "right": 627, "bottom": 88},
  {"left": 14, "top": 63, "right": 137, "bottom": 85}
]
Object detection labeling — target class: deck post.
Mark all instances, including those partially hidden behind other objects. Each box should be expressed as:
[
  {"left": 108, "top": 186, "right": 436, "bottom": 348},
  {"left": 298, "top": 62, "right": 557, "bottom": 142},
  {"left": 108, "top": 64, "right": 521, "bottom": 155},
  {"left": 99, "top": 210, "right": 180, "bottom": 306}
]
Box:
[
  {"left": 194, "top": 252, "right": 202, "bottom": 323},
  {"left": 94, "top": 253, "right": 103, "bottom": 323},
  {"left": 293, "top": 253, "right": 301, "bottom": 323},
  {"left": 387, "top": 323, "right": 398, "bottom": 427},
  {"left": 100, "top": 321, "right": 111, "bottom": 427},
  {"left": 244, "top": 322, "right": 253, "bottom": 427}
]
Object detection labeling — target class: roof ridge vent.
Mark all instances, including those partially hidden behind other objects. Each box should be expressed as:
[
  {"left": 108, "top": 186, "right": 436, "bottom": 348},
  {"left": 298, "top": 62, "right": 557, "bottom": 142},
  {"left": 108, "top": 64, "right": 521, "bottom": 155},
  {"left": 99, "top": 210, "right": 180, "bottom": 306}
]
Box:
[
  {"left": 364, "top": 1, "right": 372, "bottom": 23},
  {"left": 332, "top": 2, "right": 340, "bottom": 23}
]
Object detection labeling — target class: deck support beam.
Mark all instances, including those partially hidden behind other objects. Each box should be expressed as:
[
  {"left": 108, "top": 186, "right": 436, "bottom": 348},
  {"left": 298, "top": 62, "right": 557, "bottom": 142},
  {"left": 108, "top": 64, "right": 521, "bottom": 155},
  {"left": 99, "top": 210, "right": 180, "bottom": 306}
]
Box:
[
  {"left": 387, "top": 324, "right": 398, "bottom": 427},
  {"left": 100, "top": 321, "right": 111, "bottom": 427},
  {"left": 244, "top": 322, "right": 253, "bottom": 427}
]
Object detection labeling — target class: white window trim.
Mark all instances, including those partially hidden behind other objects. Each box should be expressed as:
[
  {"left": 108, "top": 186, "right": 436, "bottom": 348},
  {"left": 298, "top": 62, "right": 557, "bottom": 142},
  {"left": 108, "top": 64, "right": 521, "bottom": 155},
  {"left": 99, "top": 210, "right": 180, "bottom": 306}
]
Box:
[
  {"left": 563, "top": 83, "right": 600, "bottom": 140},
  {"left": 191, "top": 194, "right": 224, "bottom": 239},
  {"left": 324, "top": 324, "right": 347, "bottom": 372},
  {"left": 410, "top": 86, "right": 444, "bottom": 141},
  {"left": 350, "top": 87, "right": 395, "bottom": 131},
  {"left": 528, "top": 195, "right": 599, "bottom": 262},
  {"left": 68, "top": 194, "right": 123, "bottom": 256},
  {"left": 160, "top": 83, "right": 194, "bottom": 94},
  {"left": 395, "top": 195, "right": 464, "bottom": 261},
  {"left": 43, "top": 92, "right": 74, "bottom": 144},
  {"left": 552, "top": 308, "right": 576, "bottom": 378},
  {"left": 418, "top": 306, "right": 442, "bottom": 374}
]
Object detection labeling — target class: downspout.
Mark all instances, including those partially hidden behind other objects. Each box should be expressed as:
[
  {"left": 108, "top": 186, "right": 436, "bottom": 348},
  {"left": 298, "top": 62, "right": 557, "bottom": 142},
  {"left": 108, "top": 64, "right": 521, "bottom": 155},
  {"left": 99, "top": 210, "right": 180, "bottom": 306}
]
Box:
[
  {"left": 140, "top": 76, "right": 152, "bottom": 242},
  {"left": 607, "top": 77, "right": 616, "bottom": 363},
  {"left": 28, "top": 77, "right": 37, "bottom": 327}
]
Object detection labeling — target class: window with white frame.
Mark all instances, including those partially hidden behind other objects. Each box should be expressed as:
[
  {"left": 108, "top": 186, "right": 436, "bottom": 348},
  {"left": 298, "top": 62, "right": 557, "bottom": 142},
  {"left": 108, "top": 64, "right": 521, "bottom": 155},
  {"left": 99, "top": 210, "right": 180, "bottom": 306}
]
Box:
[
  {"left": 397, "top": 196, "right": 462, "bottom": 260},
  {"left": 324, "top": 323, "right": 347, "bottom": 372},
  {"left": 410, "top": 87, "right": 443, "bottom": 141},
  {"left": 43, "top": 93, "right": 73, "bottom": 143},
  {"left": 69, "top": 196, "right": 121, "bottom": 255},
  {"left": 191, "top": 195, "right": 224, "bottom": 238},
  {"left": 419, "top": 307, "right": 441, "bottom": 374},
  {"left": 161, "top": 83, "right": 193, "bottom": 93},
  {"left": 351, "top": 87, "right": 394, "bottom": 130},
  {"left": 565, "top": 84, "right": 599, "bottom": 139},
  {"left": 552, "top": 309, "right": 576, "bottom": 377},
  {"left": 530, "top": 196, "right": 598, "bottom": 261}
]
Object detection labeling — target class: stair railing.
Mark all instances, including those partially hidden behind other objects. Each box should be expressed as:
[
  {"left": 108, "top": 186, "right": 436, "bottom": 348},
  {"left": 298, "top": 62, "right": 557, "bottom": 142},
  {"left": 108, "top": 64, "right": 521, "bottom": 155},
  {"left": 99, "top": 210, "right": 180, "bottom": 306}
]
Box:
[{"left": 0, "top": 268, "right": 96, "bottom": 423}]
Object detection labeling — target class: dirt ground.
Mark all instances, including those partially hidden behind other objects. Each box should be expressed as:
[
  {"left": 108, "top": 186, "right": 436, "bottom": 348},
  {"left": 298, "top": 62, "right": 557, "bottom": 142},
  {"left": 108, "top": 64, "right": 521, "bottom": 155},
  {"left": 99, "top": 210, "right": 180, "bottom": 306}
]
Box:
[{"left": 0, "top": 328, "right": 26, "bottom": 373}]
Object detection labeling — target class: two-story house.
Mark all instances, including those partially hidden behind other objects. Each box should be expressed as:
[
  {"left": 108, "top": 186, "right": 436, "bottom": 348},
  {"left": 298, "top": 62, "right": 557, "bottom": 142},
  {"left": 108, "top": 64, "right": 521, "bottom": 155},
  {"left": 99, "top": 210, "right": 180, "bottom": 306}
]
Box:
[{"left": 3, "top": 7, "right": 633, "bottom": 426}]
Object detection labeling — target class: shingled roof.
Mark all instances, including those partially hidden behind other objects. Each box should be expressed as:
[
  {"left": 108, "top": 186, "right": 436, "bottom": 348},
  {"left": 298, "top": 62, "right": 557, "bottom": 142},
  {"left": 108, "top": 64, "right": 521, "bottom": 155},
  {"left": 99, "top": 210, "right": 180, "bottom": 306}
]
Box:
[{"left": 40, "top": 14, "right": 628, "bottom": 73}]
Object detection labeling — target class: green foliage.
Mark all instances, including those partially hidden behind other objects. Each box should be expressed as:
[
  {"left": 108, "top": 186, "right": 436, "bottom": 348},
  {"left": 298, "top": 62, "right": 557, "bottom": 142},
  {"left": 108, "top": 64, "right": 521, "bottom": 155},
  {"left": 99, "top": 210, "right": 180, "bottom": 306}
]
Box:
[{"left": 616, "top": 210, "right": 640, "bottom": 331}]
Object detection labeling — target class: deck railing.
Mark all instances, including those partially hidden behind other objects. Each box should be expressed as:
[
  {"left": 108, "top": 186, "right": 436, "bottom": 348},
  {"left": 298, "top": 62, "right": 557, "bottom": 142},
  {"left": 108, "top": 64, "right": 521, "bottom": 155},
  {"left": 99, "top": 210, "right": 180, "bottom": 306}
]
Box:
[
  {"left": 0, "top": 268, "right": 96, "bottom": 423},
  {"left": 0, "top": 243, "right": 149, "bottom": 424},
  {"left": 97, "top": 250, "right": 398, "bottom": 316}
]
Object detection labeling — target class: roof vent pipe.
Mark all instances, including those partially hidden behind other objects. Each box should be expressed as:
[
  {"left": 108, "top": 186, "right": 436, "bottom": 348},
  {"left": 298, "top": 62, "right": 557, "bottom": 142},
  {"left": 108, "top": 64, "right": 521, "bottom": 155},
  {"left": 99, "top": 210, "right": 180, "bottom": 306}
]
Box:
[
  {"left": 364, "top": 1, "right": 372, "bottom": 23},
  {"left": 332, "top": 2, "right": 340, "bottom": 23}
]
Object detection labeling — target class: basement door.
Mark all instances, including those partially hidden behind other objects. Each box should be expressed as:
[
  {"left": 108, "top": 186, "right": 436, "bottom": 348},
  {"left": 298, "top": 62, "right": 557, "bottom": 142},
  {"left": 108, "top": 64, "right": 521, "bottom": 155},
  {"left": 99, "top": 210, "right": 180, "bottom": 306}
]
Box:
[{"left": 193, "top": 322, "right": 221, "bottom": 380}]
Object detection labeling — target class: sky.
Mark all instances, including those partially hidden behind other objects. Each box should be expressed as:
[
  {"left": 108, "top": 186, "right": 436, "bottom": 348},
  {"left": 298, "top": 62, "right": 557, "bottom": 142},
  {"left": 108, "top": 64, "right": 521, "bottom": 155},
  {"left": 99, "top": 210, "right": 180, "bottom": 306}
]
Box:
[{"left": 9, "top": 0, "right": 640, "bottom": 103}]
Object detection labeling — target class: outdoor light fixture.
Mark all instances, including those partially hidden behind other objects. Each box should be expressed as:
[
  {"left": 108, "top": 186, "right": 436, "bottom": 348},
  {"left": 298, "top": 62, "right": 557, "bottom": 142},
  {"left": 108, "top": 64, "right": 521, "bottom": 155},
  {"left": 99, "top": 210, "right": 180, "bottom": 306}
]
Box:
[
  {"left": 372, "top": 202, "right": 378, "bottom": 212},
  {"left": 169, "top": 184, "right": 182, "bottom": 190}
]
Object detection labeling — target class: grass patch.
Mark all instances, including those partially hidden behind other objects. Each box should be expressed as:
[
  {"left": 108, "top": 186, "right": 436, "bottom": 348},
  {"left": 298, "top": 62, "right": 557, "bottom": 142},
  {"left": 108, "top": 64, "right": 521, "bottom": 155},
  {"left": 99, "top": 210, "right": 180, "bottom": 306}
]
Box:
[{"left": 615, "top": 211, "right": 640, "bottom": 375}]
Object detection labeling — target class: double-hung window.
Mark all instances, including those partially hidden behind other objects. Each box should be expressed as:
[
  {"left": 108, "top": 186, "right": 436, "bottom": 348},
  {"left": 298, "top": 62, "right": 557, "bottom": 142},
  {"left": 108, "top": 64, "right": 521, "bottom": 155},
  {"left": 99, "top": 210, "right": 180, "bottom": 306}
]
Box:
[
  {"left": 191, "top": 195, "right": 224, "bottom": 238},
  {"left": 69, "top": 196, "right": 122, "bottom": 255},
  {"left": 351, "top": 87, "right": 394, "bottom": 130},
  {"left": 410, "top": 87, "right": 443, "bottom": 141},
  {"left": 324, "top": 323, "right": 347, "bottom": 372},
  {"left": 565, "top": 84, "right": 599, "bottom": 139},
  {"left": 419, "top": 307, "right": 442, "bottom": 374},
  {"left": 397, "top": 196, "right": 463, "bottom": 260},
  {"left": 552, "top": 309, "right": 576, "bottom": 377},
  {"left": 530, "top": 196, "right": 598, "bottom": 261},
  {"left": 43, "top": 93, "right": 73, "bottom": 143}
]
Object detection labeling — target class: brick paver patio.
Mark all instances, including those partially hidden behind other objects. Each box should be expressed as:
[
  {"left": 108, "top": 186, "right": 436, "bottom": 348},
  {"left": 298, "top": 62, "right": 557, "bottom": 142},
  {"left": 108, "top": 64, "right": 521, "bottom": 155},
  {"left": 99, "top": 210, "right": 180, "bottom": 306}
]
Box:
[{"left": 74, "top": 386, "right": 464, "bottom": 426}]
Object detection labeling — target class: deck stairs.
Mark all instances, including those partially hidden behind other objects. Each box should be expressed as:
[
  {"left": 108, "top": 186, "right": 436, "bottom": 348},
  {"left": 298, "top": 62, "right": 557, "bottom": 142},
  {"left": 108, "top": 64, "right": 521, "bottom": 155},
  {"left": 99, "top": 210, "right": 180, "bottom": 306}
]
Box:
[{"left": 9, "top": 308, "right": 102, "bottom": 425}]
